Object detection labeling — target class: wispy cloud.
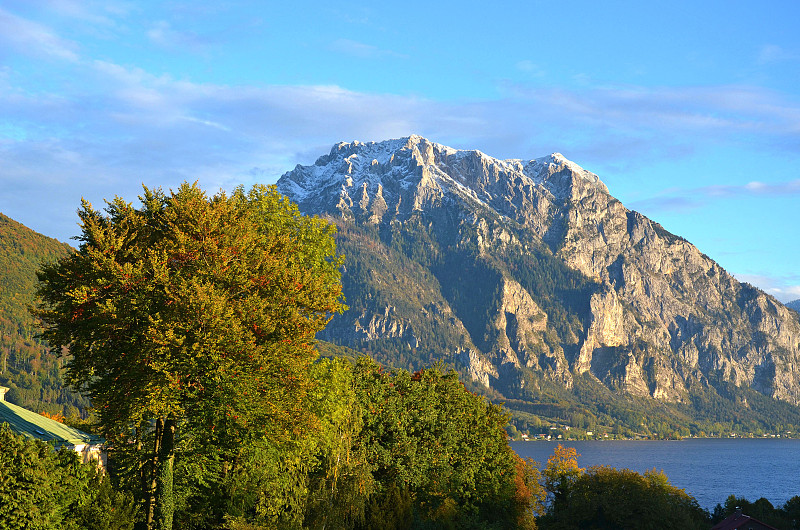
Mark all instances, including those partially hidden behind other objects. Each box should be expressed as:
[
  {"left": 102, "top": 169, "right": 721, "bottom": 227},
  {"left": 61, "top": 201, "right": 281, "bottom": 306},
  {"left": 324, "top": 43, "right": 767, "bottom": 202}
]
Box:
[
  {"left": 2, "top": 8, "right": 800, "bottom": 246},
  {"left": 0, "top": 7, "right": 79, "bottom": 61},
  {"left": 506, "top": 83, "right": 800, "bottom": 139},
  {"left": 329, "top": 38, "right": 406, "bottom": 59},
  {"left": 758, "top": 44, "right": 798, "bottom": 65},
  {"left": 515, "top": 60, "right": 546, "bottom": 77},
  {"left": 735, "top": 273, "right": 800, "bottom": 304},
  {"left": 146, "top": 20, "right": 211, "bottom": 52},
  {"left": 628, "top": 179, "right": 800, "bottom": 214},
  {"left": 4, "top": 54, "right": 800, "bottom": 240},
  {"left": 627, "top": 195, "right": 700, "bottom": 213},
  {"left": 0, "top": 58, "right": 443, "bottom": 240}
]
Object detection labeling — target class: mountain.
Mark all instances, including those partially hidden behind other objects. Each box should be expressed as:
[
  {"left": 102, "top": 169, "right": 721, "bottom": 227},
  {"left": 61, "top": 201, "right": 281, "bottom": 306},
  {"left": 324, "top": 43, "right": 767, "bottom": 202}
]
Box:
[
  {"left": 787, "top": 300, "right": 800, "bottom": 312},
  {"left": 0, "top": 213, "right": 89, "bottom": 415},
  {"left": 277, "top": 135, "right": 800, "bottom": 436}
]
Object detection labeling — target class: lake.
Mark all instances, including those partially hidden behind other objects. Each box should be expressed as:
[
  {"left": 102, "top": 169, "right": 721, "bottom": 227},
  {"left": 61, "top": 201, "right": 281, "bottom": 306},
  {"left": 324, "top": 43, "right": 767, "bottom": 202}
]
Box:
[{"left": 511, "top": 438, "right": 800, "bottom": 510}]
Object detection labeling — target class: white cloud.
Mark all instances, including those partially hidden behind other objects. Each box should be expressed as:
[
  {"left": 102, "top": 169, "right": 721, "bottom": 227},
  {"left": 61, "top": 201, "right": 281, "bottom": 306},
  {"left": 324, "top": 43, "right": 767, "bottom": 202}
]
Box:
[
  {"left": 515, "top": 60, "right": 545, "bottom": 77},
  {"left": 146, "top": 20, "right": 209, "bottom": 51},
  {"left": 42, "top": 0, "right": 130, "bottom": 26},
  {"left": 3, "top": 46, "right": 800, "bottom": 243},
  {"left": 628, "top": 179, "right": 800, "bottom": 215},
  {"left": 0, "top": 7, "right": 79, "bottom": 61},
  {"left": 147, "top": 20, "right": 175, "bottom": 46},
  {"left": 508, "top": 83, "right": 800, "bottom": 140}
]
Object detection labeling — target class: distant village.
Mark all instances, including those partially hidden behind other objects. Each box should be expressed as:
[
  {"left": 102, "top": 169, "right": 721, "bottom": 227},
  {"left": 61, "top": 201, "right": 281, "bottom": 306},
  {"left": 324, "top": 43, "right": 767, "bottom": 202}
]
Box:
[{"left": 509, "top": 422, "right": 796, "bottom": 441}]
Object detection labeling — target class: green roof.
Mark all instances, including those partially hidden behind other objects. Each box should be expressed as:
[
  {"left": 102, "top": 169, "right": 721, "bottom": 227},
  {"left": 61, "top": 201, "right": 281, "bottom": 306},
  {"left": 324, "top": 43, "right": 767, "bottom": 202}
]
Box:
[{"left": 0, "top": 399, "right": 103, "bottom": 447}]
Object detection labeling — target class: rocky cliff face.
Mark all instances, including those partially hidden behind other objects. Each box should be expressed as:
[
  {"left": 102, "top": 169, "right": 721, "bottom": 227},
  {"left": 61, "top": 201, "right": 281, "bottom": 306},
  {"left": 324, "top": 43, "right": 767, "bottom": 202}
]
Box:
[{"left": 277, "top": 136, "right": 800, "bottom": 407}]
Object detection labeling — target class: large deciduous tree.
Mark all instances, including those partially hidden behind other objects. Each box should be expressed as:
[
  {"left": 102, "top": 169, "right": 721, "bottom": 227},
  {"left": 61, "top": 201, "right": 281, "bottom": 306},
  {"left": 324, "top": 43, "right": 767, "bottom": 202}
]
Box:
[
  {"left": 351, "top": 358, "right": 545, "bottom": 529},
  {"left": 35, "top": 183, "right": 345, "bottom": 530}
]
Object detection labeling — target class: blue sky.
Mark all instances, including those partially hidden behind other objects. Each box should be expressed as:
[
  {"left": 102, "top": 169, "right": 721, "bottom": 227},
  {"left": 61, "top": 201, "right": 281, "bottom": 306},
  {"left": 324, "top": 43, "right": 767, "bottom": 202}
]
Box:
[{"left": 1, "top": 0, "right": 799, "bottom": 301}]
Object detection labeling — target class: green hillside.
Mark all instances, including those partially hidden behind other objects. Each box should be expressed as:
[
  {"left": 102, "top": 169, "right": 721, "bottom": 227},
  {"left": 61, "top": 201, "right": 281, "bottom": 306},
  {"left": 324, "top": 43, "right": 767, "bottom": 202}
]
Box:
[{"left": 0, "top": 213, "right": 90, "bottom": 415}]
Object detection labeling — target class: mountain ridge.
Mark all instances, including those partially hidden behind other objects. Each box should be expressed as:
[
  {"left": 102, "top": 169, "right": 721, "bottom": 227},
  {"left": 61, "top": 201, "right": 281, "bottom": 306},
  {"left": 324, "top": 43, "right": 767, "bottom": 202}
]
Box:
[{"left": 277, "top": 136, "right": 800, "bottom": 429}]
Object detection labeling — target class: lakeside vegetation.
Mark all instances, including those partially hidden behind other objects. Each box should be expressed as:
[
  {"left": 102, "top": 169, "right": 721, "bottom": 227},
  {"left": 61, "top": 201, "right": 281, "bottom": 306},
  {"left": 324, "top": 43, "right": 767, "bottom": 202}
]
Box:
[{"left": 7, "top": 414, "right": 800, "bottom": 529}]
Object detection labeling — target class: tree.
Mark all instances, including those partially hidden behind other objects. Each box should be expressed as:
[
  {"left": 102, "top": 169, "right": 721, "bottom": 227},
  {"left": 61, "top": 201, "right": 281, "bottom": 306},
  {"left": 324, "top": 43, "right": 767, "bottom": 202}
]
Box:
[
  {"left": 539, "top": 463, "right": 708, "bottom": 530},
  {"left": 0, "top": 423, "right": 137, "bottom": 530},
  {"left": 781, "top": 495, "right": 800, "bottom": 529},
  {"left": 302, "top": 358, "right": 374, "bottom": 529},
  {"left": 712, "top": 494, "right": 793, "bottom": 529},
  {"left": 542, "top": 444, "right": 583, "bottom": 506},
  {"left": 0, "top": 423, "right": 71, "bottom": 529},
  {"left": 216, "top": 357, "right": 374, "bottom": 530},
  {"left": 35, "top": 183, "right": 345, "bottom": 529},
  {"left": 351, "top": 358, "right": 545, "bottom": 528}
]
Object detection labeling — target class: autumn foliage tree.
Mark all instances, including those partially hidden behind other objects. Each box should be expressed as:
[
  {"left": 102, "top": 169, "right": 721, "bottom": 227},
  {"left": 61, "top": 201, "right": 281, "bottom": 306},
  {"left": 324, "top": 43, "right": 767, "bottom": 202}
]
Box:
[
  {"left": 35, "top": 183, "right": 345, "bottom": 530},
  {"left": 539, "top": 445, "right": 708, "bottom": 529},
  {"left": 542, "top": 444, "right": 583, "bottom": 506}
]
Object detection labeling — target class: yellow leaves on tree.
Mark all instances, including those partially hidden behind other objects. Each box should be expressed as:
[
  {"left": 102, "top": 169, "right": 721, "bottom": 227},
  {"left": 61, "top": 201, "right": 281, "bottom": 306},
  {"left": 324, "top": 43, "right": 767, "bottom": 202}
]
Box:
[{"left": 543, "top": 443, "right": 584, "bottom": 501}]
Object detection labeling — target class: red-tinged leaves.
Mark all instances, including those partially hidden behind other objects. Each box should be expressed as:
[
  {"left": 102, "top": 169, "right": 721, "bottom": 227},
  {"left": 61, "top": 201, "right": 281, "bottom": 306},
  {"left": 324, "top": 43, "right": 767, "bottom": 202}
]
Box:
[{"left": 35, "top": 181, "right": 345, "bottom": 463}]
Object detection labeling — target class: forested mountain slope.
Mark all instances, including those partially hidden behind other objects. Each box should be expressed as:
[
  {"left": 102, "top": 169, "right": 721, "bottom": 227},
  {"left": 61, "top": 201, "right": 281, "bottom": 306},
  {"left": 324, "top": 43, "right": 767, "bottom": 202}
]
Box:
[
  {"left": 277, "top": 136, "right": 800, "bottom": 436},
  {"left": 0, "top": 213, "right": 89, "bottom": 414}
]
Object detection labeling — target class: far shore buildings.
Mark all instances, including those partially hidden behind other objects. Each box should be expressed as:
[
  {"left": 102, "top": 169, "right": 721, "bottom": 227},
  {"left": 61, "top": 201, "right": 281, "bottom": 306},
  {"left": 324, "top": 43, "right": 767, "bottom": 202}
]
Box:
[{"left": 0, "top": 386, "right": 106, "bottom": 469}]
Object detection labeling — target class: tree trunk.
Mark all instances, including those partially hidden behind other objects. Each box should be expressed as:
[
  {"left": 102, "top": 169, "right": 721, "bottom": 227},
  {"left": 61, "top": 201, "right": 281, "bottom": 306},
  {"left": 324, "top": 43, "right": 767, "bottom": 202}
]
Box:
[
  {"left": 144, "top": 418, "right": 163, "bottom": 530},
  {"left": 154, "top": 417, "right": 176, "bottom": 530}
]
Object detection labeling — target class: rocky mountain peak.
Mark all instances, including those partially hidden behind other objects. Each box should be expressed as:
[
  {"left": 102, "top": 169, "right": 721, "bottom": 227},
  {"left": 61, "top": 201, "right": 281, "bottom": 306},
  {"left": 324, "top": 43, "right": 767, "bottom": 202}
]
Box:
[
  {"left": 278, "top": 136, "right": 612, "bottom": 229},
  {"left": 529, "top": 152, "right": 610, "bottom": 196},
  {"left": 276, "top": 136, "right": 800, "bottom": 415}
]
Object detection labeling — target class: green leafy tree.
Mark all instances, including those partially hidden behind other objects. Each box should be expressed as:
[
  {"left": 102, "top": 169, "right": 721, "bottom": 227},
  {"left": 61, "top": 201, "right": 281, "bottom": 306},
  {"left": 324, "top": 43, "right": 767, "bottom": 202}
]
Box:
[
  {"left": 351, "top": 358, "right": 544, "bottom": 529},
  {"left": 712, "top": 494, "right": 793, "bottom": 529},
  {"left": 216, "top": 357, "right": 374, "bottom": 530},
  {"left": 0, "top": 423, "right": 69, "bottom": 529},
  {"left": 781, "top": 495, "right": 800, "bottom": 529},
  {"left": 302, "top": 357, "right": 375, "bottom": 529},
  {"left": 35, "top": 183, "right": 345, "bottom": 530},
  {"left": 0, "top": 423, "right": 136, "bottom": 530},
  {"left": 539, "top": 463, "right": 708, "bottom": 530}
]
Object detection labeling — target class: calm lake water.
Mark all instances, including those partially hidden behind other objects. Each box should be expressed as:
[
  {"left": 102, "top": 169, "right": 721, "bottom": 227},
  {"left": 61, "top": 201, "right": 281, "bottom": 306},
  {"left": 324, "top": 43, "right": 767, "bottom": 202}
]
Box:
[{"left": 511, "top": 438, "right": 800, "bottom": 510}]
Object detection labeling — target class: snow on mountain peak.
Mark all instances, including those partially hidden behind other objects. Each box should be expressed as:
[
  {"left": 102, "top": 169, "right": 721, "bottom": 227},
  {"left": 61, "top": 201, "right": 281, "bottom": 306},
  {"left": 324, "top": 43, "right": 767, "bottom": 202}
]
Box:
[{"left": 278, "top": 136, "right": 609, "bottom": 216}]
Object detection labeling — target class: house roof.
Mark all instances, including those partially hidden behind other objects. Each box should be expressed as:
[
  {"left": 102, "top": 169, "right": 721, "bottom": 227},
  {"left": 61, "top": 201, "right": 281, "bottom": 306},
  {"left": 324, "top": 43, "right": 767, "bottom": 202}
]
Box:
[
  {"left": 712, "top": 512, "right": 780, "bottom": 530},
  {"left": 0, "top": 398, "right": 103, "bottom": 447}
]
